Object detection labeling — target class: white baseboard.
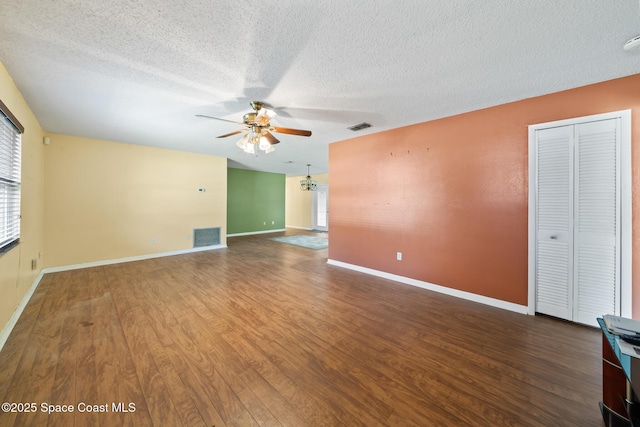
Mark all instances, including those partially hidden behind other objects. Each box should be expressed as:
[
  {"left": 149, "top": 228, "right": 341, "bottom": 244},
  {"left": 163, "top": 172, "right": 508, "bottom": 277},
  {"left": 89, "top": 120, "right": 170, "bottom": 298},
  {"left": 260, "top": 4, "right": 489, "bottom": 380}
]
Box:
[
  {"left": 327, "top": 259, "right": 528, "bottom": 315},
  {"left": 42, "top": 244, "right": 227, "bottom": 274},
  {"left": 0, "top": 271, "right": 44, "bottom": 353},
  {"left": 285, "top": 225, "right": 313, "bottom": 231},
  {"left": 227, "top": 229, "right": 286, "bottom": 237}
]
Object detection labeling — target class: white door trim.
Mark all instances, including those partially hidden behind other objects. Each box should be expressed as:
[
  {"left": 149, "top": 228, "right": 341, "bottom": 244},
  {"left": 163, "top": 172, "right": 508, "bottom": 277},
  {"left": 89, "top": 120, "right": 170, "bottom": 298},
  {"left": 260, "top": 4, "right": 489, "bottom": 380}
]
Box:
[
  {"left": 312, "top": 184, "right": 329, "bottom": 231},
  {"left": 528, "top": 109, "right": 632, "bottom": 318}
]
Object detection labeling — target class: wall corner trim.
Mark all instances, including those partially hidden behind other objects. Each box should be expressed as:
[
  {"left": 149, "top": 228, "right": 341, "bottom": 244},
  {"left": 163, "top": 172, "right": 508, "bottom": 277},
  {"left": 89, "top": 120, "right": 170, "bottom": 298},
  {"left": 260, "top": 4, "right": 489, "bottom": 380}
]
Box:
[
  {"left": 326, "top": 259, "right": 529, "bottom": 315},
  {"left": 0, "top": 271, "right": 44, "bottom": 353}
]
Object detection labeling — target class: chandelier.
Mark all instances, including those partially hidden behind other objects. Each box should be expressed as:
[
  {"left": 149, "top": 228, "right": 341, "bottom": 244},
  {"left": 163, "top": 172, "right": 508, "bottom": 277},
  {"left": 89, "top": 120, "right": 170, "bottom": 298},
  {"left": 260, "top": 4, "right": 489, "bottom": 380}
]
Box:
[{"left": 300, "top": 164, "right": 317, "bottom": 191}]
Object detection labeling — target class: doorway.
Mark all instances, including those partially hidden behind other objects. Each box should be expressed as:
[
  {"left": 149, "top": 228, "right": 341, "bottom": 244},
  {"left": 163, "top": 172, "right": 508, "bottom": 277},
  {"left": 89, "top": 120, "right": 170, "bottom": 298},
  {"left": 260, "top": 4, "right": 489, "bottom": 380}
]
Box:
[{"left": 312, "top": 184, "right": 328, "bottom": 232}]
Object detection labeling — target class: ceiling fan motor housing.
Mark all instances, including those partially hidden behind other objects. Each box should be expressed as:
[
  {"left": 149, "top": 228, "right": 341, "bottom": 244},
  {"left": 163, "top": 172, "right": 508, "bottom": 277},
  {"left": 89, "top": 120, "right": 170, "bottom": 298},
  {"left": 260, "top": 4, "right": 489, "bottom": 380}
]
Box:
[{"left": 243, "top": 112, "right": 258, "bottom": 124}]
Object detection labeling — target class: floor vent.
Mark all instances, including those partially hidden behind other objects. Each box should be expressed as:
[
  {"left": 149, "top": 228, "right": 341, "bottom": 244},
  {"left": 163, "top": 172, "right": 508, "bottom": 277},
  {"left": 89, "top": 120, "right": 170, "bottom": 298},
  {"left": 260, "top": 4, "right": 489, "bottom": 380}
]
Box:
[{"left": 193, "top": 227, "right": 221, "bottom": 247}]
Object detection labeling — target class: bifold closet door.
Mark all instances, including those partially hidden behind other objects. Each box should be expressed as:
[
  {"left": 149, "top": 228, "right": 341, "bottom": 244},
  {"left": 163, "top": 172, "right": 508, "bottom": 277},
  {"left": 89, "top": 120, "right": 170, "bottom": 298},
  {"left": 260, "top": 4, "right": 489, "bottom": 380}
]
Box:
[
  {"left": 534, "top": 118, "right": 620, "bottom": 326},
  {"left": 535, "top": 125, "right": 574, "bottom": 321},
  {"left": 573, "top": 119, "right": 619, "bottom": 325}
]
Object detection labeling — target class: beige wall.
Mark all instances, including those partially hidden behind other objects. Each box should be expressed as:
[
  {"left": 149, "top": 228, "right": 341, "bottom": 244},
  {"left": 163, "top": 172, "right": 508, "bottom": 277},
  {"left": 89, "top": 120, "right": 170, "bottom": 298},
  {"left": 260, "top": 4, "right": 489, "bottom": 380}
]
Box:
[
  {"left": 44, "top": 134, "right": 227, "bottom": 267},
  {"left": 0, "top": 63, "right": 46, "bottom": 332},
  {"left": 285, "top": 173, "right": 328, "bottom": 229}
]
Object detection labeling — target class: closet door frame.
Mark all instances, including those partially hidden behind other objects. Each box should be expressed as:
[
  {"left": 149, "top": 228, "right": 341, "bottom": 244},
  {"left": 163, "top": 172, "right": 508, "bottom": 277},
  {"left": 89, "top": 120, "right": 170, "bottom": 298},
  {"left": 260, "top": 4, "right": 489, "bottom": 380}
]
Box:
[{"left": 527, "top": 110, "right": 632, "bottom": 318}]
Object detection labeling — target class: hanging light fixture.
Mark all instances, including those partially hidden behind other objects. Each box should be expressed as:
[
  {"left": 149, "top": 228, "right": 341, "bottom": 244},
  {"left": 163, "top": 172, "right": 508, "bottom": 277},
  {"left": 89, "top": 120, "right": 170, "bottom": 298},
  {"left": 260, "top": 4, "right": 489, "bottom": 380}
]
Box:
[
  {"left": 300, "top": 164, "right": 317, "bottom": 191},
  {"left": 236, "top": 126, "right": 276, "bottom": 155},
  {"left": 198, "top": 101, "right": 312, "bottom": 154}
]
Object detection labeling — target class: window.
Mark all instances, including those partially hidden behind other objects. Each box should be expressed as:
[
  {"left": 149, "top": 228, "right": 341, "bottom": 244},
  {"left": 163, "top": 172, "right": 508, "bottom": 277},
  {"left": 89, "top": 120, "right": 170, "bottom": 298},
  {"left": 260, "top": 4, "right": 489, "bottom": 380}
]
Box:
[{"left": 0, "top": 99, "right": 23, "bottom": 253}]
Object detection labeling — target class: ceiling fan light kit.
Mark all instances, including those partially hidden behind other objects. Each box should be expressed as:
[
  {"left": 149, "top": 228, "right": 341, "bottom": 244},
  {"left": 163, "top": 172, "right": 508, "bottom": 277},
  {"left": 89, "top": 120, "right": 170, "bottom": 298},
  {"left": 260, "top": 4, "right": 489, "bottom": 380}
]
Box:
[
  {"left": 197, "top": 101, "right": 312, "bottom": 155},
  {"left": 235, "top": 129, "right": 276, "bottom": 154}
]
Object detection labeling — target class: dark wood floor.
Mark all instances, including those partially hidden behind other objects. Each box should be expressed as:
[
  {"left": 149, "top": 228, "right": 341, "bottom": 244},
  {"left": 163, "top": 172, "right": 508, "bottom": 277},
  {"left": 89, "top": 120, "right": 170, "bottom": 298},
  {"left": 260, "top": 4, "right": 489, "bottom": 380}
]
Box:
[{"left": 0, "top": 229, "right": 603, "bottom": 426}]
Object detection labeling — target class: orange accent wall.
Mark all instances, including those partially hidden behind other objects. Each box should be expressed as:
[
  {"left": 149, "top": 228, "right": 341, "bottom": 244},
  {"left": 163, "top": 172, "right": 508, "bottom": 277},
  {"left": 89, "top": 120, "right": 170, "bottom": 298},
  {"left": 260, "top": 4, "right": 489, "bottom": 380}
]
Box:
[{"left": 329, "top": 73, "right": 640, "bottom": 312}]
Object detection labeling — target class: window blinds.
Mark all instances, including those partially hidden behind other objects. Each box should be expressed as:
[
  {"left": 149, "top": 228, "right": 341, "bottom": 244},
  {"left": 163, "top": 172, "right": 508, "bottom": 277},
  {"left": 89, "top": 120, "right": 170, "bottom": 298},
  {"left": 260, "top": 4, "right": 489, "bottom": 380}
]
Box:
[{"left": 0, "top": 112, "right": 21, "bottom": 252}]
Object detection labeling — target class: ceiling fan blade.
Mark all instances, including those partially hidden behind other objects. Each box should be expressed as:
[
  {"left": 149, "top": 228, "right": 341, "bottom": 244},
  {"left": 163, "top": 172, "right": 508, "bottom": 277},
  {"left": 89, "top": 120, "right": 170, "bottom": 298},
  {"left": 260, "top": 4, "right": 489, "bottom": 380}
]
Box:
[
  {"left": 263, "top": 131, "right": 280, "bottom": 145},
  {"left": 271, "top": 126, "right": 312, "bottom": 137},
  {"left": 216, "top": 130, "right": 245, "bottom": 138},
  {"left": 196, "top": 114, "right": 245, "bottom": 125}
]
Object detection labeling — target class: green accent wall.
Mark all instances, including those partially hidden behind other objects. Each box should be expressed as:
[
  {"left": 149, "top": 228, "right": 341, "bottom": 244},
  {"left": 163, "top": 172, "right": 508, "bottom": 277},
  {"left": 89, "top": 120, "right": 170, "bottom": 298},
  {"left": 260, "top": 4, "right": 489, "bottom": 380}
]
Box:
[{"left": 227, "top": 168, "right": 286, "bottom": 234}]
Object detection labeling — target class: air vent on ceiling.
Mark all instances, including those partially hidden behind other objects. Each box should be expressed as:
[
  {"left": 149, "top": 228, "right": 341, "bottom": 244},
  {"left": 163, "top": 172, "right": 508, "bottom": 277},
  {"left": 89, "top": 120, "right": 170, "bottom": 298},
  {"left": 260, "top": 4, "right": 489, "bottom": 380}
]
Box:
[
  {"left": 348, "top": 122, "right": 372, "bottom": 131},
  {"left": 193, "top": 227, "right": 221, "bottom": 248}
]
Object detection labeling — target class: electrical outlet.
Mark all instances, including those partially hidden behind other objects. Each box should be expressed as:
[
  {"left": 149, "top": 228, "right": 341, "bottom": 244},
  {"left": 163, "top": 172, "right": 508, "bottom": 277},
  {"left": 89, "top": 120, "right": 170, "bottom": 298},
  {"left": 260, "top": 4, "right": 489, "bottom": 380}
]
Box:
[
  {"left": 272, "top": 220, "right": 275, "bottom": 225},
  {"left": 151, "top": 237, "right": 157, "bottom": 244},
  {"left": 263, "top": 221, "right": 266, "bottom": 225},
  {"left": 396, "top": 252, "right": 402, "bottom": 261}
]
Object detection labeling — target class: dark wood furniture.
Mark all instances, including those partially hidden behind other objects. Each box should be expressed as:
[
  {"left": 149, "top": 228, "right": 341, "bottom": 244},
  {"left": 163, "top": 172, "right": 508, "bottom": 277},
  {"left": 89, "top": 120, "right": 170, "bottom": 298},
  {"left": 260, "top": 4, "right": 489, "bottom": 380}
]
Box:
[{"left": 599, "top": 317, "right": 640, "bottom": 426}]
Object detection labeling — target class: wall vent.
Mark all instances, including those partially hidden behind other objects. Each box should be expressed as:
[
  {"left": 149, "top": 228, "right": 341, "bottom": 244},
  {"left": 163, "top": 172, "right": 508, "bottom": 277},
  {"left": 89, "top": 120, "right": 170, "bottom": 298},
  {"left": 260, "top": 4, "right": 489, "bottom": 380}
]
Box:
[
  {"left": 348, "top": 122, "right": 372, "bottom": 131},
  {"left": 193, "top": 227, "right": 221, "bottom": 248}
]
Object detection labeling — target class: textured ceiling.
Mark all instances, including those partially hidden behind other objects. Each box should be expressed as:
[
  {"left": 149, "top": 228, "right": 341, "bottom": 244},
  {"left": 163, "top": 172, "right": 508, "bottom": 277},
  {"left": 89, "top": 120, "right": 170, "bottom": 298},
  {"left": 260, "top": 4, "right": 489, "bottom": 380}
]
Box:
[{"left": 1, "top": 0, "right": 639, "bottom": 176}]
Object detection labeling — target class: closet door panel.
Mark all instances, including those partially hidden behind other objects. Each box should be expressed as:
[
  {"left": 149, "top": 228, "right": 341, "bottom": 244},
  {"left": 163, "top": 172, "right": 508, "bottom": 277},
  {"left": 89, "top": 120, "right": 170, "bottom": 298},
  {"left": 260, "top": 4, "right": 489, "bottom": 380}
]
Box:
[
  {"left": 535, "top": 125, "right": 573, "bottom": 320},
  {"left": 574, "top": 119, "right": 620, "bottom": 325}
]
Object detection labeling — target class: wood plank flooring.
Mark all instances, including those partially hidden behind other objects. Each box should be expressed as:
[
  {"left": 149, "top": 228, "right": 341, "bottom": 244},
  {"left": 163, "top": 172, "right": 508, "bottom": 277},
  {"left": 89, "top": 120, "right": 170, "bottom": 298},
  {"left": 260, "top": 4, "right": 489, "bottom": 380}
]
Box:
[{"left": 0, "top": 230, "right": 603, "bottom": 426}]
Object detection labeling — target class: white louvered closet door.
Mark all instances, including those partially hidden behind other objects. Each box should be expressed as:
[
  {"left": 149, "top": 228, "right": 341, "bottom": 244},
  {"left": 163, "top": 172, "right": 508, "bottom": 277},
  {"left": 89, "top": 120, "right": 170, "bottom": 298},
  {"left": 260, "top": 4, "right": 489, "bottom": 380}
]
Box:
[
  {"left": 534, "top": 118, "right": 620, "bottom": 327},
  {"left": 535, "top": 125, "right": 574, "bottom": 321},
  {"left": 573, "top": 119, "right": 620, "bottom": 325}
]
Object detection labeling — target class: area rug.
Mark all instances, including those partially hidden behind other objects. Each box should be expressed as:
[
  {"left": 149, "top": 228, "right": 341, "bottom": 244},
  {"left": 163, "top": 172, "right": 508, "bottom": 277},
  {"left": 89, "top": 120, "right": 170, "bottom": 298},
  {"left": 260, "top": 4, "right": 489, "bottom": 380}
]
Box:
[{"left": 268, "top": 234, "right": 328, "bottom": 250}]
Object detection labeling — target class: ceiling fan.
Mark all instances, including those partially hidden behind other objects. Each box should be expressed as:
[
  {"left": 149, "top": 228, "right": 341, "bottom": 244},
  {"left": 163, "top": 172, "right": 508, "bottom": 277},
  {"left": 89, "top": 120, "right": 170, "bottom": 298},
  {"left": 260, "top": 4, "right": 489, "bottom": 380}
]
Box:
[{"left": 196, "top": 101, "right": 312, "bottom": 154}]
